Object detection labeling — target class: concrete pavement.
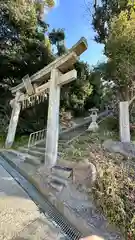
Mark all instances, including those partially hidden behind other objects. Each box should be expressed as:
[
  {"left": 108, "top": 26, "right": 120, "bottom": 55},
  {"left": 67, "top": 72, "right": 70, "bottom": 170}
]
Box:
[{"left": 0, "top": 165, "right": 66, "bottom": 240}]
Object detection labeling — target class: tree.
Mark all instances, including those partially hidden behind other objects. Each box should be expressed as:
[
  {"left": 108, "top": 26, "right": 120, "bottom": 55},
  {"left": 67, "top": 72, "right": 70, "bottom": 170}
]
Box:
[
  {"left": 49, "top": 28, "right": 67, "bottom": 56},
  {"left": 0, "top": 0, "right": 54, "bottom": 84},
  {"left": 86, "top": 0, "right": 135, "bottom": 103},
  {"left": 0, "top": 0, "right": 54, "bottom": 135},
  {"left": 61, "top": 61, "right": 93, "bottom": 115},
  {"left": 105, "top": 10, "right": 135, "bottom": 101},
  {"left": 91, "top": 0, "right": 133, "bottom": 43},
  {"left": 84, "top": 64, "right": 104, "bottom": 110}
]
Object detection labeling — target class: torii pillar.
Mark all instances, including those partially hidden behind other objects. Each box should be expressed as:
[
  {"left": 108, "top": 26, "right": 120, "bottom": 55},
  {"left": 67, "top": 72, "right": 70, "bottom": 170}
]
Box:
[
  {"left": 5, "top": 92, "right": 21, "bottom": 148},
  {"left": 45, "top": 68, "right": 77, "bottom": 167}
]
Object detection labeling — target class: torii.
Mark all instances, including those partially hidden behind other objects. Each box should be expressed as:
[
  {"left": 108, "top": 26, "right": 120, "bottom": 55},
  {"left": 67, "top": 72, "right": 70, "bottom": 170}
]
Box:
[{"left": 5, "top": 37, "right": 88, "bottom": 167}]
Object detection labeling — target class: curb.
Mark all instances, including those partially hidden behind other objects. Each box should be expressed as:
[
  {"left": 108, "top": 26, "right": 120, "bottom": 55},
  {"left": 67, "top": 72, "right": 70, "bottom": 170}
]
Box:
[{"left": 0, "top": 152, "right": 94, "bottom": 237}]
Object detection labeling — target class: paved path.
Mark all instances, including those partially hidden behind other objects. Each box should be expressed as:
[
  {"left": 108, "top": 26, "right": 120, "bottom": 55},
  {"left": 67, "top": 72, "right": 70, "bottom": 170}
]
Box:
[{"left": 0, "top": 165, "right": 66, "bottom": 240}]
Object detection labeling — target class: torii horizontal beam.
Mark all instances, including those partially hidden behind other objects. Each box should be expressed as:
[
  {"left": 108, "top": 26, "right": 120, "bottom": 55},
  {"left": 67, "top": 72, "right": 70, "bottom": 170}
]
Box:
[
  {"left": 19, "top": 69, "right": 77, "bottom": 102},
  {"left": 11, "top": 37, "right": 88, "bottom": 94}
]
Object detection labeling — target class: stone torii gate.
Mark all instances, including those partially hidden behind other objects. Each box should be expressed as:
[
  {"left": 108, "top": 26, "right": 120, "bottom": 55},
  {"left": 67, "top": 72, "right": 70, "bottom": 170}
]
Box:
[{"left": 5, "top": 37, "right": 88, "bottom": 167}]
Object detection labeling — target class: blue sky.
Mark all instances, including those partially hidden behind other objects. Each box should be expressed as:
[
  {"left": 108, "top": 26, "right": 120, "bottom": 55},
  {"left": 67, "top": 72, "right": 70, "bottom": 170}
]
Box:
[{"left": 46, "top": 0, "right": 106, "bottom": 67}]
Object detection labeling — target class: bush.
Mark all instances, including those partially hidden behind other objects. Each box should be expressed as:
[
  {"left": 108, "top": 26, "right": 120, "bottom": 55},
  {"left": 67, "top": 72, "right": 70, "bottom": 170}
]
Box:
[
  {"left": 100, "top": 116, "right": 119, "bottom": 132},
  {"left": 93, "top": 160, "right": 135, "bottom": 239}
]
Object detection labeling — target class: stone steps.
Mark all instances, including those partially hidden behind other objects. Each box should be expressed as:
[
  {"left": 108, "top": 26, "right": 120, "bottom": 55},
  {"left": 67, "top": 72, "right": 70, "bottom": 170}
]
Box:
[
  {"left": 4, "top": 149, "right": 42, "bottom": 166},
  {"left": 47, "top": 165, "right": 73, "bottom": 192},
  {"left": 2, "top": 122, "right": 88, "bottom": 190},
  {"left": 13, "top": 143, "right": 64, "bottom": 167},
  {"left": 2, "top": 149, "right": 73, "bottom": 192},
  {"left": 2, "top": 150, "right": 25, "bottom": 165},
  {"left": 35, "top": 141, "right": 46, "bottom": 148},
  {"left": 11, "top": 113, "right": 106, "bottom": 171},
  {"left": 19, "top": 147, "right": 45, "bottom": 158},
  {"left": 49, "top": 179, "right": 64, "bottom": 192},
  {"left": 51, "top": 165, "right": 73, "bottom": 179},
  {"left": 49, "top": 173, "right": 68, "bottom": 186},
  {"left": 1, "top": 151, "right": 38, "bottom": 174},
  {"left": 3, "top": 122, "right": 88, "bottom": 173},
  {"left": 59, "top": 129, "right": 85, "bottom": 141},
  {"left": 25, "top": 158, "right": 41, "bottom": 166},
  {"left": 29, "top": 146, "right": 45, "bottom": 153}
]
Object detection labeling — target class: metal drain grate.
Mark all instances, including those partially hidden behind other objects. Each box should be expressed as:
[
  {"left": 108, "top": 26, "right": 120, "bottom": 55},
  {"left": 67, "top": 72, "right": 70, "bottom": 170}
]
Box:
[
  {"left": 41, "top": 202, "right": 82, "bottom": 240},
  {"left": 0, "top": 155, "right": 83, "bottom": 240}
]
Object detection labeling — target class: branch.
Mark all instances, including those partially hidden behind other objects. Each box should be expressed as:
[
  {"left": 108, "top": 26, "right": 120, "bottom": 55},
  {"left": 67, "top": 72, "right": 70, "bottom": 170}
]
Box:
[
  {"left": 84, "top": 0, "right": 92, "bottom": 15},
  {"left": 129, "top": 95, "right": 135, "bottom": 106},
  {"left": 94, "top": 0, "right": 97, "bottom": 10}
]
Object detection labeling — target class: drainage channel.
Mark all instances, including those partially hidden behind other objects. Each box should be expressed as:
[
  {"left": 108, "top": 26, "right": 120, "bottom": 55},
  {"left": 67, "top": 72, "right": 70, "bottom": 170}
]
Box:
[{"left": 0, "top": 156, "right": 82, "bottom": 240}]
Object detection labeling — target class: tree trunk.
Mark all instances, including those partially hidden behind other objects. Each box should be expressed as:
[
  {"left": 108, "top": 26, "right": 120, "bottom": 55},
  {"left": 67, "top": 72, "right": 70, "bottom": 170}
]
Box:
[{"left": 119, "top": 86, "right": 129, "bottom": 101}]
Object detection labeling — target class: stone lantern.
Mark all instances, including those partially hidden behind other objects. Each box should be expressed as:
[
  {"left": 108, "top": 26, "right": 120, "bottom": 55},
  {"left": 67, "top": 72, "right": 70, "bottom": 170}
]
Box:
[{"left": 87, "top": 108, "right": 99, "bottom": 132}]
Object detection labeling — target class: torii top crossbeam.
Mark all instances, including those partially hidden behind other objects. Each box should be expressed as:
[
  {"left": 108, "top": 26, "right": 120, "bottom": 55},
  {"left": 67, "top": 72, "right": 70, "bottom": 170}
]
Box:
[{"left": 11, "top": 37, "right": 88, "bottom": 94}]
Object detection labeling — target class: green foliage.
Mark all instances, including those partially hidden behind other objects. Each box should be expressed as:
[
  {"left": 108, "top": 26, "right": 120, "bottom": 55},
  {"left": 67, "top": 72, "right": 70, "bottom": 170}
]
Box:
[
  {"left": 93, "top": 160, "right": 135, "bottom": 239},
  {"left": 0, "top": 0, "right": 54, "bottom": 135},
  {"left": 49, "top": 28, "right": 67, "bottom": 56},
  {"left": 105, "top": 10, "right": 135, "bottom": 101},
  {"left": 13, "top": 135, "right": 29, "bottom": 149},
  {"left": 90, "top": 0, "right": 135, "bottom": 104},
  {"left": 100, "top": 116, "right": 119, "bottom": 132},
  {"left": 85, "top": 64, "right": 104, "bottom": 109},
  {"left": 61, "top": 61, "right": 93, "bottom": 115},
  {"left": 49, "top": 28, "right": 65, "bottom": 45},
  {"left": 7, "top": 0, "right": 37, "bottom": 35},
  {"left": 92, "top": 0, "right": 130, "bottom": 43},
  {"left": 0, "top": 0, "right": 53, "bottom": 83}
]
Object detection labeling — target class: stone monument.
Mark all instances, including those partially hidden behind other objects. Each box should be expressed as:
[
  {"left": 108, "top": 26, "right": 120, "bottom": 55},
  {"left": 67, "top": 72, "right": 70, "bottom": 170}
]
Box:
[{"left": 119, "top": 101, "right": 130, "bottom": 142}]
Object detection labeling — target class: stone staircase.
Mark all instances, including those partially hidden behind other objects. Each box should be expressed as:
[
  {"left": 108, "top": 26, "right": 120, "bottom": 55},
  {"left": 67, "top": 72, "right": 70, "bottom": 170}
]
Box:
[
  {"left": 2, "top": 111, "right": 110, "bottom": 191},
  {"left": 47, "top": 165, "right": 73, "bottom": 191},
  {"left": 2, "top": 119, "right": 91, "bottom": 191},
  {"left": 2, "top": 146, "right": 74, "bottom": 192},
  {"left": 7, "top": 118, "right": 90, "bottom": 163}
]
